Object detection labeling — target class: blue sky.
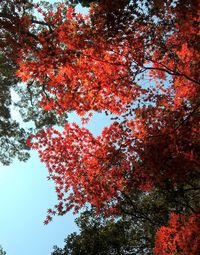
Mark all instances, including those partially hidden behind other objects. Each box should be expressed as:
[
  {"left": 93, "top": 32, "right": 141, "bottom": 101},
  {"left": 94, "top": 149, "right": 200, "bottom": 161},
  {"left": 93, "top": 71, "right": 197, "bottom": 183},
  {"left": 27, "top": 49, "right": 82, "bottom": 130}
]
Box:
[
  {"left": 0, "top": 151, "right": 78, "bottom": 255},
  {"left": 0, "top": 1, "right": 115, "bottom": 254}
]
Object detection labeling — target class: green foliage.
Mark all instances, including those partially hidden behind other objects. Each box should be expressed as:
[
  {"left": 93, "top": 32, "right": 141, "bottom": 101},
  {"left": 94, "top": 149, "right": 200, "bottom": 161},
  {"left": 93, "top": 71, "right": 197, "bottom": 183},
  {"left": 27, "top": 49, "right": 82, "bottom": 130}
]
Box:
[
  {"left": 0, "top": 246, "right": 6, "bottom": 255},
  {"left": 52, "top": 210, "right": 142, "bottom": 255},
  {"left": 0, "top": 54, "right": 30, "bottom": 165},
  {"left": 0, "top": 2, "right": 68, "bottom": 165}
]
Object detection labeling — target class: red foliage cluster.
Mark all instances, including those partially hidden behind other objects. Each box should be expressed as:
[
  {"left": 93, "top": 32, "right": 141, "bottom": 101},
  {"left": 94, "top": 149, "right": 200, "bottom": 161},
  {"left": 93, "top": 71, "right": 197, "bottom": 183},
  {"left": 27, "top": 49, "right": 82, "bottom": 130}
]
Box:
[
  {"left": 28, "top": 103, "right": 200, "bottom": 220},
  {"left": 151, "top": 1, "right": 200, "bottom": 108},
  {"left": 16, "top": 6, "right": 144, "bottom": 115},
  {"left": 154, "top": 212, "right": 200, "bottom": 255},
  {"left": 28, "top": 122, "right": 135, "bottom": 216}
]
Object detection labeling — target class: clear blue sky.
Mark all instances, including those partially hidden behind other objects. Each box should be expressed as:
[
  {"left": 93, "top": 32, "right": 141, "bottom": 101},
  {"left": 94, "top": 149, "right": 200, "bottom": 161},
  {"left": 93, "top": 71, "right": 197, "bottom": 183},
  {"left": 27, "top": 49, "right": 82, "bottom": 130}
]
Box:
[{"left": 0, "top": 1, "right": 115, "bottom": 255}]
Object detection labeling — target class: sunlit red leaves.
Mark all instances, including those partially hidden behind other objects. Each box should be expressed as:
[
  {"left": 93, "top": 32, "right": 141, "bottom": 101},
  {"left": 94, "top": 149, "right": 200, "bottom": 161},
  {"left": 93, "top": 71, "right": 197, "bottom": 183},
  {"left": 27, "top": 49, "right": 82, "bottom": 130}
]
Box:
[
  {"left": 151, "top": 1, "right": 200, "bottom": 108},
  {"left": 154, "top": 212, "right": 200, "bottom": 255},
  {"left": 15, "top": 1, "right": 200, "bottom": 118},
  {"left": 29, "top": 122, "right": 137, "bottom": 220},
  {"left": 16, "top": 6, "right": 143, "bottom": 116},
  {"left": 28, "top": 101, "right": 200, "bottom": 222}
]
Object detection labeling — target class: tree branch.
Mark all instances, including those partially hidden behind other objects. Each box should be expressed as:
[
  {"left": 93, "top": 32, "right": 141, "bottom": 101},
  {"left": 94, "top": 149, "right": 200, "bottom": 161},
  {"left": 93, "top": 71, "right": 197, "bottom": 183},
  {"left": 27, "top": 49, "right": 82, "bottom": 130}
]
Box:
[{"left": 144, "top": 66, "right": 200, "bottom": 86}]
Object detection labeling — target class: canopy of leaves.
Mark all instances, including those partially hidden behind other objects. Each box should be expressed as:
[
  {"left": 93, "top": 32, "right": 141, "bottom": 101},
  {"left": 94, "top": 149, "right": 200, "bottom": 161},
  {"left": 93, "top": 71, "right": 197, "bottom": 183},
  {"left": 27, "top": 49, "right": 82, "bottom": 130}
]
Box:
[
  {"left": 52, "top": 210, "right": 139, "bottom": 255},
  {"left": 0, "top": 0, "right": 199, "bottom": 253}
]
